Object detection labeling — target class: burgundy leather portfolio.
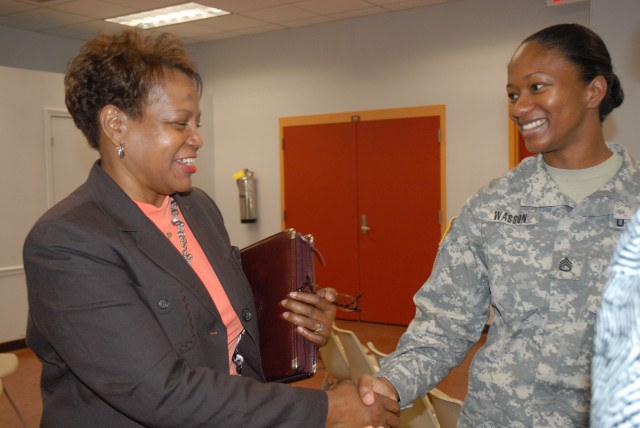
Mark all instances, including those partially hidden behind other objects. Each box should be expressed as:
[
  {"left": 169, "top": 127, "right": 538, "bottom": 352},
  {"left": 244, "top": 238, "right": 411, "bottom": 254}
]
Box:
[{"left": 240, "top": 229, "right": 320, "bottom": 383}]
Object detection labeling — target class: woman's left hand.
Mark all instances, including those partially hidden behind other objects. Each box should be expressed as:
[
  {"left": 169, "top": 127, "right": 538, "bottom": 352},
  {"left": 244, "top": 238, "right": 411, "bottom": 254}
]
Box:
[{"left": 281, "top": 287, "right": 337, "bottom": 346}]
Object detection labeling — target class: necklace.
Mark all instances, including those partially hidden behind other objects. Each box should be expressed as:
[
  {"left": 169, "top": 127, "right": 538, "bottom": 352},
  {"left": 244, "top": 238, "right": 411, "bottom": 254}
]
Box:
[{"left": 170, "top": 197, "right": 193, "bottom": 265}]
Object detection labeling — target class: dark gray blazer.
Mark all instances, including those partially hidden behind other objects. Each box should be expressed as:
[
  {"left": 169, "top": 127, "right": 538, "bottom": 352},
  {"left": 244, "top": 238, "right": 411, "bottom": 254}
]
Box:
[{"left": 24, "top": 162, "right": 327, "bottom": 427}]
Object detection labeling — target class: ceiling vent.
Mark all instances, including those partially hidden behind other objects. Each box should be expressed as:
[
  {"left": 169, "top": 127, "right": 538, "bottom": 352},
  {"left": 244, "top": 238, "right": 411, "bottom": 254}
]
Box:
[
  {"left": 546, "top": 0, "right": 588, "bottom": 6},
  {"left": 18, "top": 0, "right": 75, "bottom": 5}
]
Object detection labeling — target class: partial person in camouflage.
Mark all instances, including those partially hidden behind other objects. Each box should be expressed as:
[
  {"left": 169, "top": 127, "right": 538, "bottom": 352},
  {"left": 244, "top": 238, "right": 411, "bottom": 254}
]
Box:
[
  {"left": 591, "top": 208, "right": 640, "bottom": 427},
  {"left": 358, "top": 23, "right": 640, "bottom": 427}
]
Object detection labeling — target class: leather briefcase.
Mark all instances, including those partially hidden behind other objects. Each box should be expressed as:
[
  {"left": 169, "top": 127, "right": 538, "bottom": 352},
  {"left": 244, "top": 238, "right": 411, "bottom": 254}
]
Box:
[{"left": 240, "top": 229, "right": 321, "bottom": 383}]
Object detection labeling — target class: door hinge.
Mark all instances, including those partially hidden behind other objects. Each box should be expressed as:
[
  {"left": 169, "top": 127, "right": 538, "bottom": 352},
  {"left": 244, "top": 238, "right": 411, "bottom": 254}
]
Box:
[
  {"left": 438, "top": 210, "right": 442, "bottom": 225},
  {"left": 282, "top": 210, "right": 286, "bottom": 222},
  {"left": 437, "top": 128, "right": 441, "bottom": 143},
  {"left": 282, "top": 138, "right": 285, "bottom": 150}
]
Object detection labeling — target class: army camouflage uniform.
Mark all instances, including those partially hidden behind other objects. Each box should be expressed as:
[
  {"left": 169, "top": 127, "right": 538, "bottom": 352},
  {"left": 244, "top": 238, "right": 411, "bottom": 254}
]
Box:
[{"left": 376, "top": 143, "right": 640, "bottom": 427}]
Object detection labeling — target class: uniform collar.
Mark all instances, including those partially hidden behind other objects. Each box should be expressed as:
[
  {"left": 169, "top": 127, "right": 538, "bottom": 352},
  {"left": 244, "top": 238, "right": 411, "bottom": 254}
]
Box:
[{"left": 521, "top": 143, "right": 634, "bottom": 216}]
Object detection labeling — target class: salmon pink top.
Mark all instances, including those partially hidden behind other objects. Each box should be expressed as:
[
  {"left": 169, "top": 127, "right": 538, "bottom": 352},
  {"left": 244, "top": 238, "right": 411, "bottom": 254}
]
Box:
[{"left": 134, "top": 196, "right": 244, "bottom": 374}]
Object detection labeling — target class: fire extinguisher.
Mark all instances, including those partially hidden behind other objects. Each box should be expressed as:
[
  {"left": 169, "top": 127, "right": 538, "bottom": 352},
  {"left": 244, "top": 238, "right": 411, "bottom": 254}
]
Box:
[{"left": 233, "top": 168, "right": 256, "bottom": 223}]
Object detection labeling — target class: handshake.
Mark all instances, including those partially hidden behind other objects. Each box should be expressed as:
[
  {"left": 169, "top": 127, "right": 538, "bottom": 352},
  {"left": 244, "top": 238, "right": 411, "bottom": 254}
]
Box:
[{"left": 325, "top": 373, "right": 401, "bottom": 428}]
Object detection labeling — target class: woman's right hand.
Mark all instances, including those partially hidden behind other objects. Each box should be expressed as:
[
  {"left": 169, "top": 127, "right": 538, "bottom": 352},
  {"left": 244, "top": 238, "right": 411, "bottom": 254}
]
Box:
[
  {"left": 357, "top": 373, "right": 399, "bottom": 406},
  {"left": 326, "top": 380, "right": 400, "bottom": 428}
]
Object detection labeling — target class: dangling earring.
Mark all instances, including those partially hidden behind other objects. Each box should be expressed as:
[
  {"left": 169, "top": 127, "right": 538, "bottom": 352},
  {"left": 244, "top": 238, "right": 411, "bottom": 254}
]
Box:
[{"left": 117, "top": 145, "right": 124, "bottom": 159}]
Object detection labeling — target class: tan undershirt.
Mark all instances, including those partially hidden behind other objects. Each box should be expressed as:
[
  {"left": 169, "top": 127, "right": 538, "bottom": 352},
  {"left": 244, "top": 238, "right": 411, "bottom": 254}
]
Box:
[{"left": 544, "top": 152, "right": 623, "bottom": 204}]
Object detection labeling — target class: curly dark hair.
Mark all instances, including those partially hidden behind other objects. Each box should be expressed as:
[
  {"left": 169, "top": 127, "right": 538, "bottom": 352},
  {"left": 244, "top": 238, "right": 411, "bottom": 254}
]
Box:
[
  {"left": 521, "top": 23, "right": 623, "bottom": 122},
  {"left": 64, "top": 29, "right": 202, "bottom": 149}
]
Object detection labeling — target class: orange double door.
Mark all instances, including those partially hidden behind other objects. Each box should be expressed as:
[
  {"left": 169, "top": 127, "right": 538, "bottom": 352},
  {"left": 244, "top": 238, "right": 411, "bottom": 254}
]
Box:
[{"left": 282, "top": 115, "right": 442, "bottom": 326}]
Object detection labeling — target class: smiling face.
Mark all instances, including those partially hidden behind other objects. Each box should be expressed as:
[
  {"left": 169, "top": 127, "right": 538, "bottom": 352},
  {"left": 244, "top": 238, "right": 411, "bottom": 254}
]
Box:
[
  {"left": 100, "top": 70, "right": 202, "bottom": 206},
  {"left": 507, "top": 41, "right": 605, "bottom": 167}
]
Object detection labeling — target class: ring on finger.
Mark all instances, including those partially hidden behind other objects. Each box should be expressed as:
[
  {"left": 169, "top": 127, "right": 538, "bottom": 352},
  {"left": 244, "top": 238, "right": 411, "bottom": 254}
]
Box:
[{"left": 313, "top": 323, "right": 324, "bottom": 334}]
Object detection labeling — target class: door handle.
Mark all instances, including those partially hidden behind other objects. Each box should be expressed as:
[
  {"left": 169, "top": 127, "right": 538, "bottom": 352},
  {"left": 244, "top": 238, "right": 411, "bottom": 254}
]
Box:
[{"left": 361, "top": 214, "right": 371, "bottom": 234}]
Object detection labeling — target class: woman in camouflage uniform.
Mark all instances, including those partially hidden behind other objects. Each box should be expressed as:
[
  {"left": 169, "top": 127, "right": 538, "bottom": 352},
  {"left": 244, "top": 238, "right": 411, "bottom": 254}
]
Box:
[{"left": 359, "top": 23, "right": 640, "bottom": 427}]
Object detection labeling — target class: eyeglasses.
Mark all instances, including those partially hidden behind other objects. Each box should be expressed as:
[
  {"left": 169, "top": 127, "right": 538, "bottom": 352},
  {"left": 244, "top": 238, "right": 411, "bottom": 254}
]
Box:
[
  {"left": 297, "top": 279, "right": 365, "bottom": 313},
  {"left": 333, "top": 291, "right": 365, "bottom": 313}
]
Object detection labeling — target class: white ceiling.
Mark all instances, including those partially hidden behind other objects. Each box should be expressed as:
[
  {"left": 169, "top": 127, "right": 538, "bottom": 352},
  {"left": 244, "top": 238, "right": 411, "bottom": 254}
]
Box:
[{"left": 0, "top": 0, "right": 455, "bottom": 45}]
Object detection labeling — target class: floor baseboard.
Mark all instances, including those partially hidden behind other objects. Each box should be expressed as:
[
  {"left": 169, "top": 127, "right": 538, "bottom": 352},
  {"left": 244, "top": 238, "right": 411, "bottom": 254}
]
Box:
[{"left": 0, "top": 339, "right": 27, "bottom": 352}]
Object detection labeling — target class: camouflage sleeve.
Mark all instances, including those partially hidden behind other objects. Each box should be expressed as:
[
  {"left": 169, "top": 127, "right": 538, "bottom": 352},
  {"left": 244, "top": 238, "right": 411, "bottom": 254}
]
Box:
[{"left": 375, "top": 196, "right": 490, "bottom": 406}]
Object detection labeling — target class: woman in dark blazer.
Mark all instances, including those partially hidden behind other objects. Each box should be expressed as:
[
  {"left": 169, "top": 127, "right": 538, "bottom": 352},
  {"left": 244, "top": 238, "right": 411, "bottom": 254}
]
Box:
[{"left": 23, "top": 29, "right": 399, "bottom": 428}]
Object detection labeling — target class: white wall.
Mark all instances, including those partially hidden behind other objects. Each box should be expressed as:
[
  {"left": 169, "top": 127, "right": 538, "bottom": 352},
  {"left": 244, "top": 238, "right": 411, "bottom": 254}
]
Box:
[
  {"left": 0, "top": 0, "right": 639, "bottom": 342},
  {"left": 0, "top": 66, "right": 68, "bottom": 342},
  {"left": 187, "top": 0, "right": 594, "bottom": 248},
  {"left": 591, "top": 0, "right": 640, "bottom": 157}
]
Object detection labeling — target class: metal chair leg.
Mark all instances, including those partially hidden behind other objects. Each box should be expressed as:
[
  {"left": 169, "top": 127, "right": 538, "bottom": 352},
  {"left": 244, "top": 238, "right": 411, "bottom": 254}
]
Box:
[{"left": 3, "top": 385, "right": 27, "bottom": 428}]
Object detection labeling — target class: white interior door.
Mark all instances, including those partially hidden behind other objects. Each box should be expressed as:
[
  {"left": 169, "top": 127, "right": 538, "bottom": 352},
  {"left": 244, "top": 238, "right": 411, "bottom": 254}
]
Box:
[{"left": 46, "top": 110, "right": 98, "bottom": 206}]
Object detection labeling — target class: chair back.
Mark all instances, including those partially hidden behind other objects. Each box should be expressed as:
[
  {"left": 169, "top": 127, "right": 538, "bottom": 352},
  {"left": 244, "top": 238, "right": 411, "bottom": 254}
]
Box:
[
  {"left": 366, "top": 341, "right": 387, "bottom": 366},
  {"left": 400, "top": 396, "right": 441, "bottom": 428},
  {"left": 332, "top": 324, "right": 379, "bottom": 383},
  {"left": 319, "top": 331, "right": 351, "bottom": 388},
  {"left": 0, "top": 353, "right": 19, "bottom": 377},
  {"left": 427, "top": 388, "right": 463, "bottom": 428}
]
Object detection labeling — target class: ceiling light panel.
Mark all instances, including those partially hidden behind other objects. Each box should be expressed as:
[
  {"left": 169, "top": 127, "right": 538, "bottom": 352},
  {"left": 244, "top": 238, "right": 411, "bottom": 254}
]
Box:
[{"left": 105, "top": 2, "right": 229, "bottom": 29}]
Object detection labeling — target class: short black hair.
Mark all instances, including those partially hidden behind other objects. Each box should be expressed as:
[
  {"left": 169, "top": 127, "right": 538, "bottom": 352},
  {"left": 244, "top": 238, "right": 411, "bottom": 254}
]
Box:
[{"left": 65, "top": 29, "right": 202, "bottom": 149}]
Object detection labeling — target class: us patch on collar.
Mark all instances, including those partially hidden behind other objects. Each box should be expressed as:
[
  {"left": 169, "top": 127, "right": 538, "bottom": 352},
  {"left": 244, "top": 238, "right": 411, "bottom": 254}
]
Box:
[
  {"left": 611, "top": 202, "right": 634, "bottom": 230},
  {"left": 610, "top": 216, "right": 630, "bottom": 230}
]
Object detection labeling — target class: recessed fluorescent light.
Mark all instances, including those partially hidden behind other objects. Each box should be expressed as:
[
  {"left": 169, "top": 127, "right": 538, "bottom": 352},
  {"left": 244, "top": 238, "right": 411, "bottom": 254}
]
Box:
[{"left": 105, "top": 2, "right": 229, "bottom": 29}]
